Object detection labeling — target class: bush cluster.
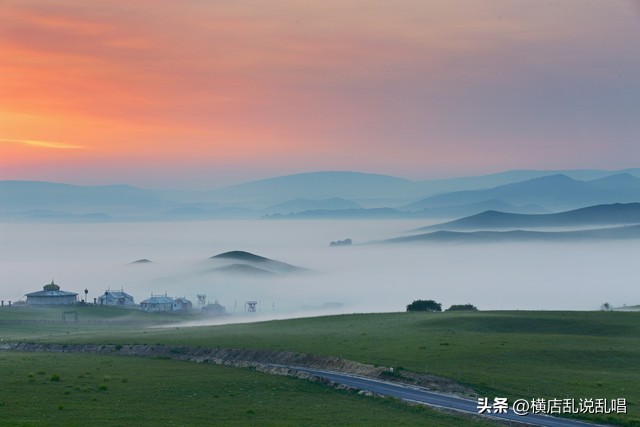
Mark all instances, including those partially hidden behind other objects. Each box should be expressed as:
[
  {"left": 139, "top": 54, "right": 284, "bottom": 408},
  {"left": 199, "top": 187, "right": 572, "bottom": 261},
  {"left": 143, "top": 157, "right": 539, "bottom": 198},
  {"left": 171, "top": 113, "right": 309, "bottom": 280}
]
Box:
[
  {"left": 406, "top": 300, "right": 442, "bottom": 312},
  {"left": 446, "top": 304, "right": 478, "bottom": 311}
]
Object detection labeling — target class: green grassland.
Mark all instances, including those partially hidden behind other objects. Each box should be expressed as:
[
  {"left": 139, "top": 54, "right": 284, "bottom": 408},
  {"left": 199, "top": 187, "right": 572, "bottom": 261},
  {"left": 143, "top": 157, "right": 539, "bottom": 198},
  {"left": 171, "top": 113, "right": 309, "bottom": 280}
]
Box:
[
  {"left": 0, "top": 305, "right": 195, "bottom": 341},
  {"left": 0, "top": 352, "right": 494, "bottom": 426},
  {"left": 1, "top": 307, "right": 639, "bottom": 425}
]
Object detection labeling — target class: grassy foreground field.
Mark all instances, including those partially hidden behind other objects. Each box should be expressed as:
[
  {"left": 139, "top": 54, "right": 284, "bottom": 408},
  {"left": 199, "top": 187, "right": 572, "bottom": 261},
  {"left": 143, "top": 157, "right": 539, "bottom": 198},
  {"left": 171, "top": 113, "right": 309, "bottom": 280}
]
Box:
[
  {"left": 0, "top": 352, "right": 496, "bottom": 426},
  {"left": 1, "top": 307, "right": 639, "bottom": 425}
]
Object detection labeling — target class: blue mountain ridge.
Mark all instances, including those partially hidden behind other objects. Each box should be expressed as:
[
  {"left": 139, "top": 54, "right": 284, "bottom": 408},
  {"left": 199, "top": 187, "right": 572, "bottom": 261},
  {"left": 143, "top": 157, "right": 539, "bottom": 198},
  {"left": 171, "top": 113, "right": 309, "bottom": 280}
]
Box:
[{"left": 420, "top": 202, "right": 640, "bottom": 231}]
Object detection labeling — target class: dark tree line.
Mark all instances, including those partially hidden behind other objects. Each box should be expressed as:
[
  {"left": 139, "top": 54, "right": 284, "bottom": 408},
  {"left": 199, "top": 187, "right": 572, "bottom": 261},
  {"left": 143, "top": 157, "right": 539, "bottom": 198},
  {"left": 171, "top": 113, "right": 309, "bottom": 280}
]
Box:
[
  {"left": 446, "top": 304, "right": 478, "bottom": 311},
  {"left": 406, "top": 300, "right": 478, "bottom": 312}
]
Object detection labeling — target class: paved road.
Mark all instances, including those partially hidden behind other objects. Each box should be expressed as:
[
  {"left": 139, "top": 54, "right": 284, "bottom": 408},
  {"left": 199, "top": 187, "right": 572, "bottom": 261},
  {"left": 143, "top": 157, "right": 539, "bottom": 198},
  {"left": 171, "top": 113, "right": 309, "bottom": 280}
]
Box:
[{"left": 293, "top": 367, "right": 606, "bottom": 427}]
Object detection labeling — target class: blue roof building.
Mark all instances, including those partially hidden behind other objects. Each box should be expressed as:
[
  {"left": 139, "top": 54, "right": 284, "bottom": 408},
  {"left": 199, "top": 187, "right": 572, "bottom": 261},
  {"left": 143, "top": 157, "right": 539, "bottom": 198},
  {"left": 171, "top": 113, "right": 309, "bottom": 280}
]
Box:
[
  {"left": 98, "top": 290, "right": 135, "bottom": 307},
  {"left": 140, "top": 294, "right": 174, "bottom": 312},
  {"left": 140, "top": 293, "right": 192, "bottom": 312}
]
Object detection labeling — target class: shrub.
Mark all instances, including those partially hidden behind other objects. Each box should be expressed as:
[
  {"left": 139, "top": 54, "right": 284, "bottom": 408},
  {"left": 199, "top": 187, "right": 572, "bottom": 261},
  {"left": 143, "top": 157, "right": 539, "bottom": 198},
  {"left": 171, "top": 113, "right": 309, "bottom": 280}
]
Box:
[
  {"left": 406, "top": 299, "right": 442, "bottom": 312},
  {"left": 446, "top": 304, "right": 478, "bottom": 311}
]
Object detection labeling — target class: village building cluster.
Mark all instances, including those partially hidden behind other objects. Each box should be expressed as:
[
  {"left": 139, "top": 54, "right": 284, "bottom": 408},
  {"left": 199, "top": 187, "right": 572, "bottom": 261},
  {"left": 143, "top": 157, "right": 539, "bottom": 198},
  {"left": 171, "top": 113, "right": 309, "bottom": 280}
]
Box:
[{"left": 18, "top": 281, "right": 225, "bottom": 315}]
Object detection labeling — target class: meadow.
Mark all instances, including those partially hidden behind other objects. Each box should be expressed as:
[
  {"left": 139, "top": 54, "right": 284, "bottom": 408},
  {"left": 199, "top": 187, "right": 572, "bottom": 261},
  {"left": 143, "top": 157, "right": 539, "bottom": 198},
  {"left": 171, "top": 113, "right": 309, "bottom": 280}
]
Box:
[
  {"left": 1, "top": 307, "right": 639, "bottom": 426},
  {"left": 0, "top": 352, "right": 497, "bottom": 426}
]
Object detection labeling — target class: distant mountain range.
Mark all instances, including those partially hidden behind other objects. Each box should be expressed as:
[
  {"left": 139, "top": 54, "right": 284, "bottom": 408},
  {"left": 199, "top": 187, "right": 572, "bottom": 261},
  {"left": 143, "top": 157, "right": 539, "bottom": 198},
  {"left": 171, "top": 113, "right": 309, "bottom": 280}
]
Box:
[
  {"left": 261, "top": 197, "right": 361, "bottom": 216},
  {"left": 376, "top": 202, "right": 640, "bottom": 245},
  {"left": 1, "top": 168, "right": 639, "bottom": 221},
  {"left": 204, "top": 171, "right": 423, "bottom": 204},
  {"left": 0, "top": 181, "right": 165, "bottom": 210},
  {"left": 421, "top": 203, "right": 640, "bottom": 231},
  {"left": 403, "top": 173, "right": 640, "bottom": 212},
  {"left": 203, "top": 168, "right": 640, "bottom": 206},
  {"left": 411, "top": 199, "right": 550, "bottom": 216},
  {"left": 271, "top": 207, "right": 412, "bottom": 219},
  {"left": 272, "top": 199, "right": 549, "bottom": 220},
  {"left": 0, "top": 181, "right": 168, "bottom": 220},
  {"left": 382, "top": 224, "right": 640, "bottom": 244}
]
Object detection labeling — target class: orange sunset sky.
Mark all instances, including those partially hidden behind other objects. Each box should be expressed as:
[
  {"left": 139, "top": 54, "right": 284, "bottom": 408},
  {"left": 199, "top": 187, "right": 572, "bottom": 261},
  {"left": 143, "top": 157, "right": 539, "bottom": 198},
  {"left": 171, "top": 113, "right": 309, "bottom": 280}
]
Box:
[{"left": 1, "top": 0, "right": 639, "bottom": 189}]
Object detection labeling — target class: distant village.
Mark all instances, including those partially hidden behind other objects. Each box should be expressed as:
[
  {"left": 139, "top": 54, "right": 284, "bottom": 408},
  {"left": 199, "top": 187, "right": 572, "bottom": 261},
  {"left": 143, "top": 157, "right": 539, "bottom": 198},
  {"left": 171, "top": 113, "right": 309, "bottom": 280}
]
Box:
[{"left": 3, "top": 280, "right": 227, "bottom": 316}]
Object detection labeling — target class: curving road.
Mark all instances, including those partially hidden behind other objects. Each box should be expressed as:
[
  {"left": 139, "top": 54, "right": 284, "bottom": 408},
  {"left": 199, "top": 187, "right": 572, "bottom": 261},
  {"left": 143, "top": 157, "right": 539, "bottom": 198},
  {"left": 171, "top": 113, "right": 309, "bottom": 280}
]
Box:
[{"left": 292, "top": 367, "right": 607, "bottom": 427}]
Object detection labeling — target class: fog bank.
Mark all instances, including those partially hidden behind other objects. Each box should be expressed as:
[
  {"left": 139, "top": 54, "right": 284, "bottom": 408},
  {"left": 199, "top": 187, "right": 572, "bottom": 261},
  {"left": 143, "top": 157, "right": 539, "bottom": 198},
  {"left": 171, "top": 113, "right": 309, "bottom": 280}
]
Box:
[{"left": 1, "top": 220, "right": 637, "bottom": 313}]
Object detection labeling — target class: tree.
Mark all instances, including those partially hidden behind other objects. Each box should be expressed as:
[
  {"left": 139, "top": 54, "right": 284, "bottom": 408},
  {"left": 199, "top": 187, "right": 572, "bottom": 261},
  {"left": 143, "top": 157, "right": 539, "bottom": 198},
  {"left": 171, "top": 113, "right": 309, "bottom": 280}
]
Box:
[{"left": 406, "top": 299, "right": 442, "bottom": 312}]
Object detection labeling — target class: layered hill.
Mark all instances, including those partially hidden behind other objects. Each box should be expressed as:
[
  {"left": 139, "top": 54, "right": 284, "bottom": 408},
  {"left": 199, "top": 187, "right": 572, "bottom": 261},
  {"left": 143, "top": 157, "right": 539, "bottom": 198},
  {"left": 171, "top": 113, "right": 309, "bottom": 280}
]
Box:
[
  {"left": 262, "top": 197, "right": 361, "bottom": 216},
  {"left": 402, "top": 173, "right": 640, "bottom": 212},
  {"left": 420, "top": 203, "right": 640, "bottom": 231},
  {"left": 2, "top": 169, "right": 639, "bottom": 221},
  {"left": 207, "top": 250, "right": 310, "bottom": 277},
  {"left": 0, "top": 181, "right": 164, "bottom": 212},
  {"left": 205, "top": 171, "right": 425, "bottom": 205},
  {"left": 206, "top": 169, "right": 640, "bottom": 207},
  {"left": 382, "top": 224, "right": 640, "bottom": 244}
]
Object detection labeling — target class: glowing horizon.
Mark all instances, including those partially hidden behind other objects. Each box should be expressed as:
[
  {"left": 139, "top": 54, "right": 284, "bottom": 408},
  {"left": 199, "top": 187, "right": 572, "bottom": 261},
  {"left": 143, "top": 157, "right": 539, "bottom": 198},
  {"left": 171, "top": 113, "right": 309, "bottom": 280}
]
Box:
[{"left": 1, "top": 0, "right": 639, "bottom": 189}]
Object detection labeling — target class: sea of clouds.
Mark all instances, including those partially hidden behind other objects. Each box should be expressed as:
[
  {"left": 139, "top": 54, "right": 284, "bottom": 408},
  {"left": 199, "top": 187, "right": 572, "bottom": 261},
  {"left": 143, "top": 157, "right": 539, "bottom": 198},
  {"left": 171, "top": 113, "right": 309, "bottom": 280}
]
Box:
[{"left": 1, "top": 219, "right": 637, "bottom": 317}]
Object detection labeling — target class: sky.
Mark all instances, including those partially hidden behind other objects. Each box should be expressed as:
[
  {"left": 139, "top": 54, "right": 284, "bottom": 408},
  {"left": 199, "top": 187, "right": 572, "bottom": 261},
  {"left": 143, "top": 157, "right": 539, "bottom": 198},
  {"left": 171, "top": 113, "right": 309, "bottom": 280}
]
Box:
[{"left": 1, "top": 0, "right": 639, "bottom": 189}]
